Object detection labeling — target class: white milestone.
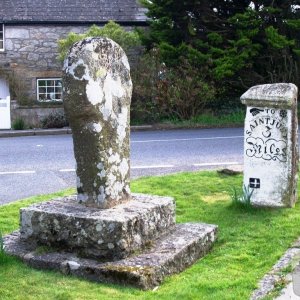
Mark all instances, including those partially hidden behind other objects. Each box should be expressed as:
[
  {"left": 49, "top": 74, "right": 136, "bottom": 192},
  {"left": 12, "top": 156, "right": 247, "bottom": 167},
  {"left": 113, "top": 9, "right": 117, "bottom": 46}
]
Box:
[{"left": 241, "top": 83, "right": 298, "bottom": 207}]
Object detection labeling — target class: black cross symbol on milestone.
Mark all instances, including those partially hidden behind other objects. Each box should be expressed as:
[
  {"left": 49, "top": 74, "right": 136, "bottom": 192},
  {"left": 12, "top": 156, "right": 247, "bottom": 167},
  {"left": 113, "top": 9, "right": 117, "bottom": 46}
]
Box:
[{"left": 249, "top": 178, "right": 260, "bottom": 189}]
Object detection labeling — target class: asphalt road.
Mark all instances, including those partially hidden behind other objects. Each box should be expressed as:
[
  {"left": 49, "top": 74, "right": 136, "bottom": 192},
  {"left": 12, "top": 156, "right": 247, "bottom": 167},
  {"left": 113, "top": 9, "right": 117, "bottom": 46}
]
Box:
[{"left": 0, "top": 127, "right": 244, "bottom": 205}]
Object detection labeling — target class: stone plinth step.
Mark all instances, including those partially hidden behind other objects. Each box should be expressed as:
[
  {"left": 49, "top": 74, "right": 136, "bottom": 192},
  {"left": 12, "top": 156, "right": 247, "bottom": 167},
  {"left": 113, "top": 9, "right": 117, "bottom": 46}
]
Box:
[
  {"left": 20, "top": 194, "right": 175, "bottom": 261},
  {"left": 4, "top": 223, "right": 217, "bottom": 290}
]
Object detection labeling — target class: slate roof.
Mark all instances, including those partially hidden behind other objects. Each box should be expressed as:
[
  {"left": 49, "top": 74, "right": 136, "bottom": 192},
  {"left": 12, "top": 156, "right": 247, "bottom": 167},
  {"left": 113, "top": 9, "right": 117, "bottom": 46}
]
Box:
[{"left": 0, "top": 0, "right": 148, "bottom": 25}]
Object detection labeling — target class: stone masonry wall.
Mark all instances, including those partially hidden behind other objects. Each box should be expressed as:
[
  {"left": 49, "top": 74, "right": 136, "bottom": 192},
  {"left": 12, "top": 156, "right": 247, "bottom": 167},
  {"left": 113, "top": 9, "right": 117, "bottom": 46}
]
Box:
[
  {"left": 0, "top": 25, "right": 89, "bottom": 101},
  {"left": 0, "top": 24, "right": 142, "bottom": 103},
  {"left": 11, "top": 106, "right": 65, "bottom": 128}
]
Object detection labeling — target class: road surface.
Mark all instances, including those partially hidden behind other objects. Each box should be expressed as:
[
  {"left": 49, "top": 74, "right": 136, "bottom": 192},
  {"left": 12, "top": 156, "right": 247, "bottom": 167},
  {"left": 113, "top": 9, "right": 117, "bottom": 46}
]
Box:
[{"left": 0, "top": 127, "right": 244, "bottom": 204}]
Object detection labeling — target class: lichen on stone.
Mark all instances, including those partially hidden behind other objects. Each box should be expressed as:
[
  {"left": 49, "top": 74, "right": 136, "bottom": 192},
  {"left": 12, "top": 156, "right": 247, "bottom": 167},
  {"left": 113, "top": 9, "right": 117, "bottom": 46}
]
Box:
[{"left": 63, "top": 37, "right": 132, "bottom": 209}]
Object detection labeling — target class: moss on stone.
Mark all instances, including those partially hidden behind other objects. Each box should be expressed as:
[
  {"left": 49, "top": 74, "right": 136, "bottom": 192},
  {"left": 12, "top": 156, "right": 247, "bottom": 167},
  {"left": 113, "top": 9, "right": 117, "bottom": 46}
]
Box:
[{"left": 103, "top": 264, "right": 155, "bottom": 277}]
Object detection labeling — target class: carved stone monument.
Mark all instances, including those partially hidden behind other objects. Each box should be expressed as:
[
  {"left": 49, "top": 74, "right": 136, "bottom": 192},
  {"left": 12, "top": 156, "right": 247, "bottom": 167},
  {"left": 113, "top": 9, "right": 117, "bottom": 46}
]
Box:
[
  {"left": 4, "top": 37, "right": 217, "bottom": 289},
  {"left": 63, "top": 37, "right": 131, "bottom": 209},
  {"left": 241, "top": 83, "right": 298, "bottom": 207}
]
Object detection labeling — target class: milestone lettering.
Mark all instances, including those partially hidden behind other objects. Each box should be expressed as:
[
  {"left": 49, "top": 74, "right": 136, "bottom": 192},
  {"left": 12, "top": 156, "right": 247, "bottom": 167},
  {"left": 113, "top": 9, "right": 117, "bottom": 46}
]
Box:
[
  {"left": 246, "top": 137, "right": 287, "bottom": 162},
  {"left": 245, "top": 108, "right": 287, "bottom": 162}
]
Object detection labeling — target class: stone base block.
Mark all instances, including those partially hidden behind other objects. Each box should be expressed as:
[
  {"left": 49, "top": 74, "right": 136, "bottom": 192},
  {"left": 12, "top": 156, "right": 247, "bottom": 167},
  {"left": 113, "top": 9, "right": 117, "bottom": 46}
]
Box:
[
  {"left": 20, "top": 194, "right": 175, "bottom": 260},
  {"left": 4, "top": 223, "right": 217, "bottom": 290}
]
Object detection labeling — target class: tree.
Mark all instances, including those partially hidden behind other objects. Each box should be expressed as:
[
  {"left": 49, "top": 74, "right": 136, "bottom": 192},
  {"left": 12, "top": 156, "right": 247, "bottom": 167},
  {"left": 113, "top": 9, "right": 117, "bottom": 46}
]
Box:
[
  {"left": 58, "top": 21, "right": 140, "bottom": 61},
  {"left": 139, "top": 0, "right": 300, "bottom": 100},
  {"left": 227, "top": 2, "right": 300, "bottom": 91}
]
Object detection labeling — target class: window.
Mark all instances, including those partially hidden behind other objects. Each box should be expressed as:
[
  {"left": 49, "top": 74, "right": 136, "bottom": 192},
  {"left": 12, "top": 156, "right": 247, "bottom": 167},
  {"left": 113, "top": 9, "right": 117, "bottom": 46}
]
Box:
[
  {"left": 0, "top": 24, "right": 4, "bottom": 51},
  {"left": 37, "top": 78, "right": 62, "bottom": 102}
]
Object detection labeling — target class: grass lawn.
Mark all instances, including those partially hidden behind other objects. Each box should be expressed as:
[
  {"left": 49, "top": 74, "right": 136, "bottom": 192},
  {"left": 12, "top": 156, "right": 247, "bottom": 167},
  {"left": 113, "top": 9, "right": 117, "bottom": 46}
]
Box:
[
  {"left": 161, "top": 110, "right": 245, "bottom": 128},
  {"left": 1, "top": 171, "right": 300, "bottom": 299},
  {"left": 131, "top": 110, "right": 245, "bottom": 128}
]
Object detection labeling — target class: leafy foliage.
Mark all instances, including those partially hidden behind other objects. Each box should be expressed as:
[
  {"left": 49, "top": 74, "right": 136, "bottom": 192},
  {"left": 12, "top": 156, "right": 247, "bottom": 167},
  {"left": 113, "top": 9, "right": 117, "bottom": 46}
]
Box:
[
  {"left": 157, "top": 59, "right": 216, "bottom": 120},
  {"left": 131, "top": 50, "right": 162, "bottom": 123},
  {"left": 58, "top": 21, "right": 140, "bottom": 61},
  {"left": 40, "top": 111, "right": 68, "bottom": 129},
  {"left": 12, "top": 118, "right": 26, "bottom": 130},
  {"left": 131, "top": 50, "right": 216, "bottom": 121},
  {"left": 139, "top": 1, "right": 300, "bottom": 101},
  {"left": 265, "top": 26, "right": 295, "bottom": 49}
]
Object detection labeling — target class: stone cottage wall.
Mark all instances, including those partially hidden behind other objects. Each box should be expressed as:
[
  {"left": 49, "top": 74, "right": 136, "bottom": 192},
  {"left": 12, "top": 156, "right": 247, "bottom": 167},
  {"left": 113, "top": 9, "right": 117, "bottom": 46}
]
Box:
[
  {"left": 0, "top": 25, "right": 90, "bottom": 101},
  {"left": 0, "top": 24, "right": 142, "bottom": 103},
  {"left": 0, "top": 24, "right": 143, "bottom": 128}
]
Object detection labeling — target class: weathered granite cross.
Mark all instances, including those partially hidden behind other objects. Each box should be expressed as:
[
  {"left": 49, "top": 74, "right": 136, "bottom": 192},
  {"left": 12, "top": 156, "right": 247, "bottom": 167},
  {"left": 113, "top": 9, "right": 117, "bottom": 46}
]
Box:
[
  {"left": 63, "top": 37, "right": 132, "bottom": 209},
  {"left": 4, "top": 37, "right": 217, "bottom": 290}
]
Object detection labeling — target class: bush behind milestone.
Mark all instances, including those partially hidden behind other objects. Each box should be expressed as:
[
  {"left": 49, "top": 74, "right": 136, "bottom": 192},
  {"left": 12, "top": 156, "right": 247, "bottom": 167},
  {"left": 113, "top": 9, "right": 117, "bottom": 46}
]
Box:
[
  {"left": 131, "top": 50, "right": 216, "bottom": 122},
  {"left": 160, "top": 60, "right": 216, "bottom": 120}
]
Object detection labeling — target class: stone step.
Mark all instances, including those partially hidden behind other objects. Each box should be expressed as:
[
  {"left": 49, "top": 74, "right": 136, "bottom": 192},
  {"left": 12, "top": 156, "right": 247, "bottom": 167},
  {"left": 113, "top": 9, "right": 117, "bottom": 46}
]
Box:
[
  {"left": 20, "top": 193, "right": 176, "bottom": 260},
  {"left": 4, "top": 223, "right": 217, "bottom": 290}
]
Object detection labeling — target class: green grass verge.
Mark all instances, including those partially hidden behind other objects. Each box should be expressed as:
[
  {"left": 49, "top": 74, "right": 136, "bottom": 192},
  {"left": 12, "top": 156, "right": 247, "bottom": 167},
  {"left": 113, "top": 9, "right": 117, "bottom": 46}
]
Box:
[
  {"left": 1, "top": 171, "right": 300, "bottom": 299},
  {"left": 168, "top": 110, "right": 244, "bottom": 127},
  {"left": 166, "top": 110, "right": 245, "bottom": 127},
  {"left": 131, "top": 110, "right": 245, "bottom": 128}
]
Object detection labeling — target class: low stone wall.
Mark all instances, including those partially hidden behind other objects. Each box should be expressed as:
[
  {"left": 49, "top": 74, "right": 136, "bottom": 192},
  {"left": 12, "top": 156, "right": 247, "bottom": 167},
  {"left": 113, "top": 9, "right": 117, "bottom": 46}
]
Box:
[{"left": 11, "top": 102, "right": 64, "bottom": 128}]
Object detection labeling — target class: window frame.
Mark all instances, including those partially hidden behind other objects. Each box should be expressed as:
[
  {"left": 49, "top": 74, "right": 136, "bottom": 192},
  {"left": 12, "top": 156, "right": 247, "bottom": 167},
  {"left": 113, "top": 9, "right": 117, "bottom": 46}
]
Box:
[
  {"left": 36, "top": 78, "right": 63, "bottom": 102},
  {"left": 0, "top": 24, "right": 4, "bottom": 51}
]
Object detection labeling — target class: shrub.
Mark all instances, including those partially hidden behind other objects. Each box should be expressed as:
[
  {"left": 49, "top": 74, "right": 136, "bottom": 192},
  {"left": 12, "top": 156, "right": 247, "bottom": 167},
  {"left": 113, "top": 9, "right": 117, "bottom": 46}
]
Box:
[
  {"left": 58, "top": 21, "right": 140, "bottom": 61},
  {"left": 131, "top": 49, "right": 163, "bottom": 123},
  {"left": 160, "top": 60, "right": 216, "bottom": 120},
  {"left": 12, "top": 118, "right": 26, "bottom": 130},
  {"left": 40, "top": 111, "right": 68, "bottom": 129},
  {"left": 131, "top": 51, "right": 216, "bottom": 122}
]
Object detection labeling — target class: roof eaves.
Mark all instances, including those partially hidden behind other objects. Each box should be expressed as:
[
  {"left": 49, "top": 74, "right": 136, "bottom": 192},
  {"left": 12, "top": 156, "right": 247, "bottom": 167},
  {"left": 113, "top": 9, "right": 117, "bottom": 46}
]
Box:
[{"left": 1, "top": 20, "right": 149, "bottom": 26}]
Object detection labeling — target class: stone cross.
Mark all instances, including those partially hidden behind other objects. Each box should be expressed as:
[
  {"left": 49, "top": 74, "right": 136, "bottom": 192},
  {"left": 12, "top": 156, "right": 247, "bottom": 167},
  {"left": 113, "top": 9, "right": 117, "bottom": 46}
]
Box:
[
  {"left": 4, "top": 37, "right": 218, "bottom": 290},
  {"left": 63, "top": 37, "right": 132, "bottom": 209},
  {"left": 241, "top": 83, "right": 298, "bottom": 207}
]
